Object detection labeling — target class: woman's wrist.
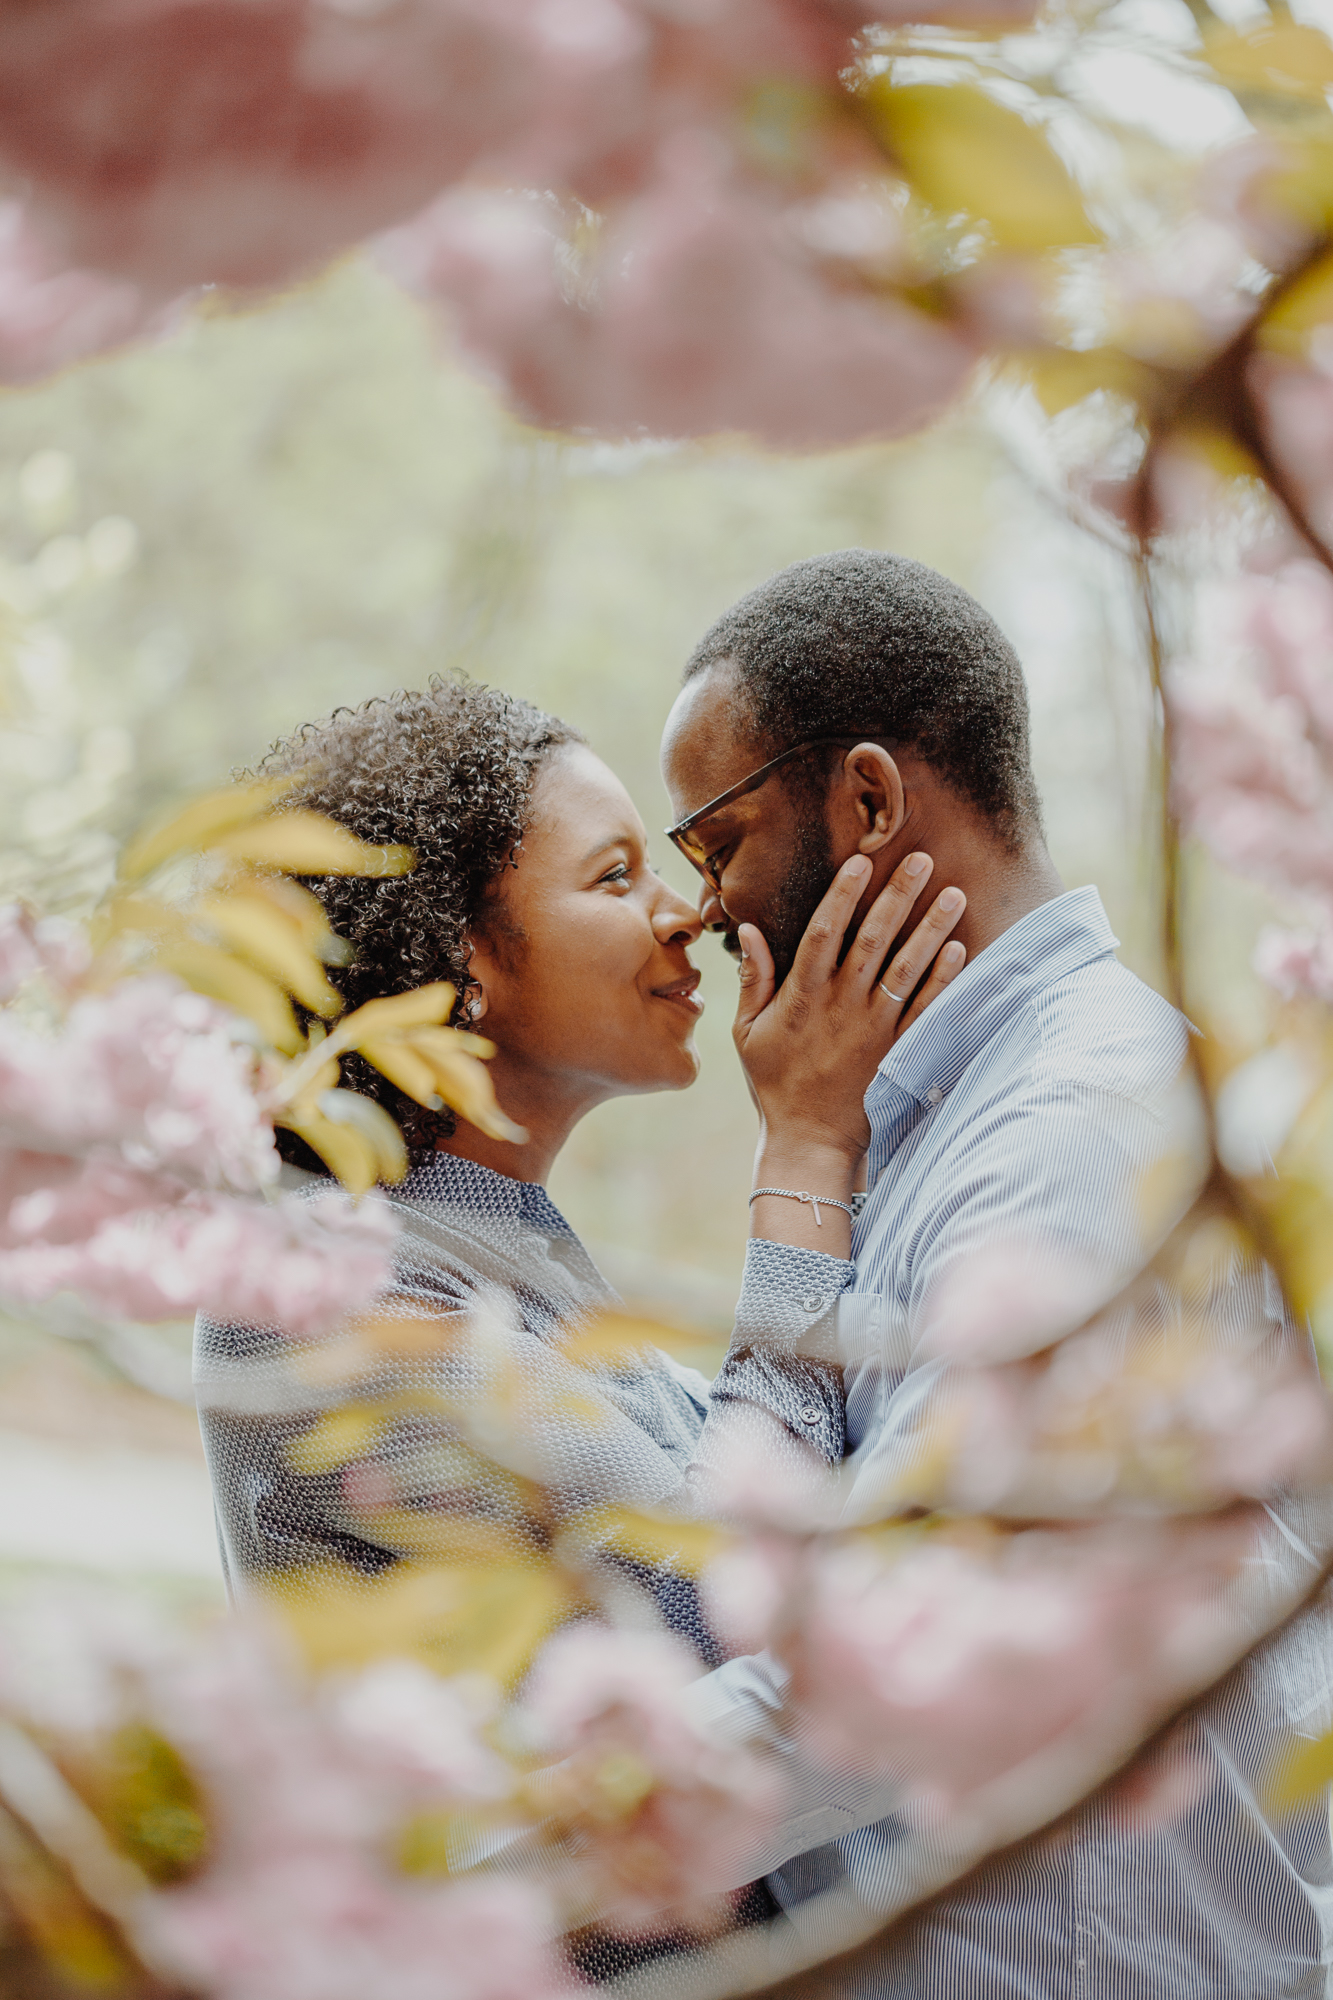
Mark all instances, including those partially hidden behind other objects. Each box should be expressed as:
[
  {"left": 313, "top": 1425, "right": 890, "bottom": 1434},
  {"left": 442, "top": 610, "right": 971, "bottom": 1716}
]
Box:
[
  {"left": 753, "top": 1136, "right": 858, "bottom": 1202},
  {"left": 748, "top": 1142, "right": 857, "bottom": 1258}
]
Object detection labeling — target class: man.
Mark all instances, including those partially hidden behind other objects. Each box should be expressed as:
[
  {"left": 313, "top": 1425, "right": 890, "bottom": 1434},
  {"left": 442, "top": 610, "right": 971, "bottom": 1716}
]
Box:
[{"left": 661, "top": 550, "right": 1333, "bottom": 1995}]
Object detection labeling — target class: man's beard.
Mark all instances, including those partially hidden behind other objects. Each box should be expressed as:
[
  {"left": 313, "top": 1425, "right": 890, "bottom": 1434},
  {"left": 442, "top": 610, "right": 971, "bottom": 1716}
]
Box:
[{"left": 722, "top": 810, "right": 835, "bottom": 985}]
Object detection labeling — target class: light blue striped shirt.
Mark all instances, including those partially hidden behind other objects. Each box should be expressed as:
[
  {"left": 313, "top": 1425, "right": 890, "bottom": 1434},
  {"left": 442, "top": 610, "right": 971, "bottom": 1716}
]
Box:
[{"left": 700, "top": 886, "right": 1333, "bottom": 1996}]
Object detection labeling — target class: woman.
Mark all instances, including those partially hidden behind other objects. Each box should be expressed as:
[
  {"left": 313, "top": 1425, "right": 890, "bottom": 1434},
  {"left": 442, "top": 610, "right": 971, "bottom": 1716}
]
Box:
[{"left": 194, "top": 675, "right": 962, "bottom": 1637}]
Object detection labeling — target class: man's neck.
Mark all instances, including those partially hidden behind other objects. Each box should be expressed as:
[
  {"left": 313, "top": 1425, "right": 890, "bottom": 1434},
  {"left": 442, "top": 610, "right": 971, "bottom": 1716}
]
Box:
[
  {"left": 876, "top": 811, "right": 1065, "bottom": 969},
  {"left": 951, "top": 841, "right": 1067, "bottom": 962}
]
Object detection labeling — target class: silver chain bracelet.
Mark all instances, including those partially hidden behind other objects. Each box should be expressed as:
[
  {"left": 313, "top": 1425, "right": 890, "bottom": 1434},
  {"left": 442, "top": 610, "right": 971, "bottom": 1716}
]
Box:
[{"left": 749, "top": 1186, "right": 855, "bottom": 1226}]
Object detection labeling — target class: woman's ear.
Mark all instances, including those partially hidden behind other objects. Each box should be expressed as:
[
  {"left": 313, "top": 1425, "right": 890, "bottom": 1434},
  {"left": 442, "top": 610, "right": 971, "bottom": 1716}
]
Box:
[
  {"left": 459, "top": 933, "right": 491, "bottom": 1024},
  {"left": 840, "top": 743, "right": 906, "bottom": 855}
]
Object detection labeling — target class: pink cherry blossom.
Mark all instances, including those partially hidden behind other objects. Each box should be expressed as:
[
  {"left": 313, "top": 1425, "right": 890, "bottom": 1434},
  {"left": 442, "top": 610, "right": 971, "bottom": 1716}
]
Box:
[
  {"left": 124, "top": 1620, "right": 556, "bottom": 2000},
  {"left": 1170, "top": 562, "right": 1333, "bottom": 986},
  {"left": 1103, "top": 216, "right": 1255, "bottom": 368},
  {"left": 521, "top": 1623, "right": 781, "bottom": 1929},
  {"left": 0, "top": 957, "right": 398, "bottom": 1335},
  {"left": 379, "top": 139, "right": 975, "bottom": 449},
  {"left": 1198, "top": 135, "right": 1317, "bottom": 273},
  {"left": 0, "top": 902, "right": 90, "bottom": 1002},
  {"left": 0, "top": 970, "right": 278, "bottom": 1189},
  {"left": 1249, "top": 352, "right": 1333, "bottom": 552},
  {"left": 0, "top": 0, "right": 999, "bottom": 450},
  {"left": 0, "top": 200, "right": 175, "bottom": 383},
  {"left": 785, "top": 1513, "right": 1253, "bottom": 1806},
  {"left": 890, "top": 1316, "right": 1333, "bottom": 1518},
  {"left": 0, "top": 1163, "right": 396, "bottom": 1334},
  {"left": 1253, "top": 921, "right": 1333, "bottom": 1002}
]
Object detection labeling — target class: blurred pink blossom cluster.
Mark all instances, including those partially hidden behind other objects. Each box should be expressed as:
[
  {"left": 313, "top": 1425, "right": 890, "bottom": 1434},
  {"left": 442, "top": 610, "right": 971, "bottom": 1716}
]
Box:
[
  {"left": 757, "top": 1514, "right": 1251, "bottom": 1812},
  {"left": 0, "top": 1593, "right": 562, "bottom": 2000},
  {"left": 1171, "top": 561, "right": 1333, "bottom": 1000},
  {"left": 522, "top": 1623, "right": 781, "bottom": 1930},
  {"left": 885, "top": 1240, "right": 1333, "bottom": 1515},
  {"left": 0, "top": 0, "right": 997, "bottom": 444},
  {"left": 0, "top": 909, "right": 395, "bottom": 1333},
  {"left": 894, "top": 1321, "right": 1333, "bottom": 1517},
  {"left": 152, "top": 1634, "right": 557, "bottom": 2000}
]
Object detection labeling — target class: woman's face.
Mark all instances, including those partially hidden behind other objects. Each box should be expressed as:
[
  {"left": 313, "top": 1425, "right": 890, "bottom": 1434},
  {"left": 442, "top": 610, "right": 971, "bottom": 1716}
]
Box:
[{"left": 470, "top": 745, "right": 705, "bottom": 1103}]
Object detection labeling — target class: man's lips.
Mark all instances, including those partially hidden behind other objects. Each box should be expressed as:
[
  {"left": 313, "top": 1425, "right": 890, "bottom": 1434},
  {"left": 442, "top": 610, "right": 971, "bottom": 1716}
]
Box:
[{"left": 652, "top": 970, "right": 704, "bottom": 1015}]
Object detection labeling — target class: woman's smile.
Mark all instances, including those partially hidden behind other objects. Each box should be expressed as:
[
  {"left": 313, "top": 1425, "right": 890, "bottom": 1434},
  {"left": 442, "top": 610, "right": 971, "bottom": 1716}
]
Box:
[{"left": 651, "top": 968, "right": 704, "bottom": 1017}]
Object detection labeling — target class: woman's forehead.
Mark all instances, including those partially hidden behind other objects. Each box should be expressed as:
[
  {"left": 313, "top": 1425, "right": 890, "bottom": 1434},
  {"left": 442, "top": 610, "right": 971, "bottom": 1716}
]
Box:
[{"left": 530, "top": 743, "right": 644, "bottom": 852}]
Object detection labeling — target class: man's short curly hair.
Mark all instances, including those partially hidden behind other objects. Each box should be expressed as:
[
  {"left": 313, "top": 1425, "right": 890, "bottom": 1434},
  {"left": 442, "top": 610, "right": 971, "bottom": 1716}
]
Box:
[
  {"left": 255, "top": 676, "right": 583, "bottom": 1150},
  {"left": 684, "top": 549, "right": 1042, "bottom": 848}
]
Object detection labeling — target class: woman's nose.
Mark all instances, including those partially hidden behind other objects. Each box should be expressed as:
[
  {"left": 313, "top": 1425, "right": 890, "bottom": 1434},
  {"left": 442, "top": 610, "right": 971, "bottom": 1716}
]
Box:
[{"left": 652, "top": 881, "right": 704, "bottom": 945}]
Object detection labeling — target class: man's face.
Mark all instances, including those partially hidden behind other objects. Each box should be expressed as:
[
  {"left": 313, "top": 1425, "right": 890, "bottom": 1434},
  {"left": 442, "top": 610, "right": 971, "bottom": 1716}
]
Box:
[{"left": 661, "top": 666, "right": 836, "bottom": 982}]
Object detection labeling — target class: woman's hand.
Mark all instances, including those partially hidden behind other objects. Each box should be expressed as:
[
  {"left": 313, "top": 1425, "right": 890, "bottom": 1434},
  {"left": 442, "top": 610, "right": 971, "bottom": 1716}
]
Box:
[{"left": 737, "top": 852, "right": 965, "bottom": 1256}]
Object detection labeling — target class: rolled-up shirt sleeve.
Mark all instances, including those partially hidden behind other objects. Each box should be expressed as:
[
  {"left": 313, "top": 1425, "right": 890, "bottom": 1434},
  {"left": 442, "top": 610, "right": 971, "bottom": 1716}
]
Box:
[{"left": 706, "top": 1237, "right": 855, "bottom": 1464}]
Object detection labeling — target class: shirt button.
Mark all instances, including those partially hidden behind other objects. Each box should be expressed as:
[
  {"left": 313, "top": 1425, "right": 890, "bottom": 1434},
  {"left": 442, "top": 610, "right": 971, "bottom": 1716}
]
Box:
[
  {"left": 801, "top": 1294, "right": 825, "bottom": 1313},
  {"left": 799, "top": 1405, "right": 823, "bottom": 1425},
  {"left": 925, "top": 1086, "right": 943, "bottom": 1105}
]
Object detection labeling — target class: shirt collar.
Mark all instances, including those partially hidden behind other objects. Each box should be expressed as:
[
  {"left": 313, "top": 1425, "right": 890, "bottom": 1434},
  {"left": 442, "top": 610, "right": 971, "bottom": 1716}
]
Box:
[
  {"left": 871, "top": 884, "right": 1119, "bottom": 1116},
  {"left": 396, "top": 1150, "right": 575, "bottom": 1238}
]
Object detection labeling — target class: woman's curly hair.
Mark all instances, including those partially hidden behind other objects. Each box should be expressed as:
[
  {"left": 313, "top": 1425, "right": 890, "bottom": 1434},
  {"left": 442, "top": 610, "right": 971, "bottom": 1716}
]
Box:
[{"left": 255, "top": 676, "right": 583, "bottom": 1151}]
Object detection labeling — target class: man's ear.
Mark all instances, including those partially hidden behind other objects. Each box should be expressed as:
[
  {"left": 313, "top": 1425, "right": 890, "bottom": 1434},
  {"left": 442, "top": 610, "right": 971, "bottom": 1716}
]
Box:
[{"left": 836, "top": 743, "right": 906, "bottom": 855}]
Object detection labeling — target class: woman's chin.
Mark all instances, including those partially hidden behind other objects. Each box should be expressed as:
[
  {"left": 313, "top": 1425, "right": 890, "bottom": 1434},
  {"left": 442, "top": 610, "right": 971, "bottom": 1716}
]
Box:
[{"left": 624, "top": 1040, "right": 701, "bottom": 1094}]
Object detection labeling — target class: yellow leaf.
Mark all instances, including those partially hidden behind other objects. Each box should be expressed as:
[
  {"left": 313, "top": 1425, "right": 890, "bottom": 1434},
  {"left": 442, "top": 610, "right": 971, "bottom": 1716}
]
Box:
[
  {"left": 277, "top": 1105, "right": 381, "bottom": 1197},
  {"left": 315, "top": 1089, "right": 409, "bottom": 1186},
  {"left": 1258, "top": 250, "right": 1333, "bottom": 359},
  {"left": 396, "top": 1804, "right": 524, "bottom": 1879},
  {"left": 1256, "top": 1172, "right": 1333, "bottom": 1322},
  {"left": 1174, "top": 426, "right": 1264, "bottom": 484},
  {"left": 117, "top": 775, "right": 298, "bottom": 880},
  {"left": 1262, "top": 139, "right": 1333, "bottom": 241},
  {"left": 333, "top": 984, "right": 458, "bottom": 1045},
  {"left": 287, "top": 1406, "right": 384, "bottom": 1475},
  {"left": 865, "top": 81, "right": 1097, "bottom": 252},
  {"left": 274, "top": 1560, "right": 576, "bottom": 1685},
  {"left": 415, "top": 1043, "right": 526, "bottom": 1145},
  {"left": 410, "top": 1024, "right": 498, "bottom": 1064},
  {"left": 572, "top": 1503, "right": 730, "bottom": 1576},
  {"left": 359, "top": 1036, "right": 445, "bottom": 1109},
  {"left": 194, "top": 892, "right": 344, "bottom": 1016},
  {"left": 89, "top": 889, "right": 188, "bottom": 956},
  {"left": 1016, "top": 347, "right": 1151, "bottom": 418},
  {"left": 282, "top": 1048, "right": 342, "bottom": 1109},
  {"left": 1204, "top": 22, "right": 1333, "bottom": 103},
  {"left": 156, "top": 939, "right": 302, "bottom": 1052},
  {"left": 1266, "top": 1725, "right": 1333, "bottom": 1812},
  {"left": 238, "top": 871, "right": 350, "bottom": 961},
  {"left": 359, "top": 1513, "right": 521, "bottom": 1564},
  {"left": 560, "top": 1309, "right": 724, "bottom": 1376},
  {"left": 323, "top": 1307, "right": 465, "bottom": 1364},
  {"left": 212, "top": 812, "right": 414, "bottom": 878}
]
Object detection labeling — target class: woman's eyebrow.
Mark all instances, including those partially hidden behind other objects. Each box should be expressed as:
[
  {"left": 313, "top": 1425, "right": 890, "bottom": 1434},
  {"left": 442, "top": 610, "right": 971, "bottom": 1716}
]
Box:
[{"left": 576, "top": 832, "right": 636, "bottom": 869}]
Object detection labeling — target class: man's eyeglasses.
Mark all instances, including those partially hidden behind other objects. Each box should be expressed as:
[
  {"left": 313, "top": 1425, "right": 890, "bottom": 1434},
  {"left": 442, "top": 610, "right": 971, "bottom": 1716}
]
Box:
[{"left": 665, "top": 735, "right": 871, "bottom": 891}]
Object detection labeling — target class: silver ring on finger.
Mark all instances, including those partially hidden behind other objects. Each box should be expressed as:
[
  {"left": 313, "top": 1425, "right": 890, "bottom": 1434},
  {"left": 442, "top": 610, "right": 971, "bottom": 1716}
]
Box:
[{"left": 878, "top": 983, "right": 905, "bottom": 1005}]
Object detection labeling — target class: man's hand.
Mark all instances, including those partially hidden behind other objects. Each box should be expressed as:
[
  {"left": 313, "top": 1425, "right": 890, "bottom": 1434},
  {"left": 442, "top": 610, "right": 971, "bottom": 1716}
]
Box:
[{"left": 737, "top": 851, "right": 966, "bottom": 1173}]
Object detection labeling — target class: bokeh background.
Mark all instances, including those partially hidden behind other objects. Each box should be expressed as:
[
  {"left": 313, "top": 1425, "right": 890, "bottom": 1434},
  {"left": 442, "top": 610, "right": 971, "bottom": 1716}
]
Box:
[{"left": 0, "top": 255, "right": 1259, "bottom": 1603}]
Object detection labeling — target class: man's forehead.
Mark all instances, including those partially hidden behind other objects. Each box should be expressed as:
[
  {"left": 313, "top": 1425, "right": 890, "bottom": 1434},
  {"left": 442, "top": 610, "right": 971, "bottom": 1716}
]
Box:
[{"left": 661, "top": 665, "right": 756, "bottom": 808}]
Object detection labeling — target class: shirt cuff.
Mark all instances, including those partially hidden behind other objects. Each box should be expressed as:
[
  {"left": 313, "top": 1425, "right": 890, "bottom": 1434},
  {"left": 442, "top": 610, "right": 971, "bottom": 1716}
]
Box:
[
  {"left": 733, "top": 1237, "right": 854, "bottom": 1361},
  {"left": 702, "top": 1239, "right": 855, "bottom": 1465}
]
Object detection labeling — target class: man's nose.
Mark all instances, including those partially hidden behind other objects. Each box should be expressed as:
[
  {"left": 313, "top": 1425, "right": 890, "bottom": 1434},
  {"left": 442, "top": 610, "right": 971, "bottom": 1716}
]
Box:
[{"left": 698, "top": 880, "right": 728, "bottom": 932}]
